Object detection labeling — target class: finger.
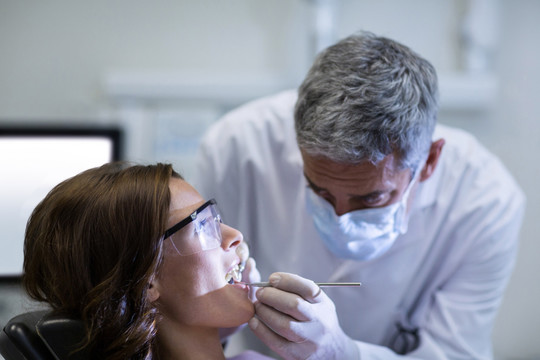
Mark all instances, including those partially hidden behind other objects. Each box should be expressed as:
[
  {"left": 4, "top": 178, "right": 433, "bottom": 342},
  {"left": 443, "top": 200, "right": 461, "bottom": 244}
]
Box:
[
  {"left": 268, "top": 272, "right": 324, "bottom": 304},
  {"left": 243, "top": 258, "right": 260, "bottom": 302},
  {"left": 248, "top": 316, "right": 294, "bottom": 357},
  {"left": 236, "top": 241, "right": 250, "bottom": 265},
  {"left": 249, "top": 316, "right": 318, "bottom": 359},
  {"left": 242, "top": 257, "right": 261, "bottom": 283},
  {"left": 256, "top": 287, "right": 312, "bottom": 322},
  {"left": 254, "top": 302, "right": 309, "bottom": 343},
  {"left": 255, "top": 301, "right": 325, "bottom": 343}
]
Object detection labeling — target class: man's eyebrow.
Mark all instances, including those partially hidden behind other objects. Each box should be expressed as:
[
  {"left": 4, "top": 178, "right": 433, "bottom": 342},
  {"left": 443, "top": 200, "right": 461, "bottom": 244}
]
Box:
[
  {"left": 304, "top": 173, "right": 387, "bottom": 199},
  {"left": 304, "top": 174, "right": 326, "bottom": 192},
  {"left": 349, "top": 191, "right": 384, "bottom": 200}
]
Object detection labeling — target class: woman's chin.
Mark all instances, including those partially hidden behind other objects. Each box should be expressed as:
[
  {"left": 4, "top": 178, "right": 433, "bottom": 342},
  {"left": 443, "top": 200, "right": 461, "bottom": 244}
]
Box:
[{"left": 221, "top": 300, "right": 255, "bottom": 328}]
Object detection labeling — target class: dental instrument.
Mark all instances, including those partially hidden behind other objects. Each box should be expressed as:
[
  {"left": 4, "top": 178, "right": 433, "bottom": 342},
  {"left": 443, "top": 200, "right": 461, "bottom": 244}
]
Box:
[{"left": 241, "top": 282, "right": 361, "bottom": 287}]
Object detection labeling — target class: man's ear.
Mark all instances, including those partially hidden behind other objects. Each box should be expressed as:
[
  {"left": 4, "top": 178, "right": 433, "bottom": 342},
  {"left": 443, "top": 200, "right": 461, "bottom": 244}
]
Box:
[
  {"left": 147, "top": 279, "right": 160, "bottom": 303},
  {"left": 420, "top": 139, "right": 445, "bottom": 182}
]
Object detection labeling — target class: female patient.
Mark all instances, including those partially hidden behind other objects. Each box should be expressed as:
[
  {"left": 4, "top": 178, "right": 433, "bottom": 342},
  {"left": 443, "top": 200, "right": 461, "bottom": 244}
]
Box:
[{"left": 22, "top": 162, "right": 272, "bottom": 360}]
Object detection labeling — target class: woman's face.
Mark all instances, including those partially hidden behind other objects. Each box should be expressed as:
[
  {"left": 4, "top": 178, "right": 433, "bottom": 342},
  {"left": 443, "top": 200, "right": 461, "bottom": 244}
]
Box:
[{"left": 152, "top": 177, "right": 253, "bottom": 328}]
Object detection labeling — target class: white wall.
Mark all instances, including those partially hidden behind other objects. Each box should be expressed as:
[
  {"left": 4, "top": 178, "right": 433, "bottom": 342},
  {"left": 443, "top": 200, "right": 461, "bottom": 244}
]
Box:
[
  {"left": 487, "top": 2, "right": 540, "bottom": 359},
  {"left": 1, "top": 1, "right": 539, "bottom": 358},
  {"left": 0, "top": 0, "right": 309, "bottom": 120}
]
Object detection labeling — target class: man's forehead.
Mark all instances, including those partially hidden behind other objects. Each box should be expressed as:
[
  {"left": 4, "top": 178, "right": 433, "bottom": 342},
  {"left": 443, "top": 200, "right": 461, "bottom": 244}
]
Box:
[
  {"left": 303, "top": 153, "right": 400, "bottom": 176},
  {"left": 301, "top": 152, "right": 409, "bottom": 191}
]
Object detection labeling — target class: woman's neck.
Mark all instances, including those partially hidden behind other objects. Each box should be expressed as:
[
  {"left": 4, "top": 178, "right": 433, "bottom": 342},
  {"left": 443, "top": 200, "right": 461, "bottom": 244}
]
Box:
[{"left": 156, "top": 316, "right": 226, "bottom": 360}]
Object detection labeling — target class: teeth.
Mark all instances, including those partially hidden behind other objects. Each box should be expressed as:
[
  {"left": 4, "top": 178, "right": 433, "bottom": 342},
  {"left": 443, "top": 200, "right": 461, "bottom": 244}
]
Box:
[
  {"left": 238, "top": 261, "right": 246, "bottom": 273},
  {"left": 225, "top": 264, "right": 243, "bottom": 284},
  {"left": 232, "top": 268, "right": 242, "bottom": 282}
]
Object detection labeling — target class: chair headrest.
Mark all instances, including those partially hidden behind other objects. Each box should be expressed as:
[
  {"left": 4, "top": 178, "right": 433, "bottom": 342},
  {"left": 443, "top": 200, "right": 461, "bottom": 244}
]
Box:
[
  {"left": 1, "top": 310, "right": 53, "bottom": 359},
  {"left": 36, "top": 312, "right": 88, "bottom": 359}
]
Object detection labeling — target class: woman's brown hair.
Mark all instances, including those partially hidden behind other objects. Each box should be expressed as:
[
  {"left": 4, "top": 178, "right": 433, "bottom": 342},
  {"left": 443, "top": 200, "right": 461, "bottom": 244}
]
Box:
[{"left": 23, "top": 162, "right": 181, "bottom": 359}]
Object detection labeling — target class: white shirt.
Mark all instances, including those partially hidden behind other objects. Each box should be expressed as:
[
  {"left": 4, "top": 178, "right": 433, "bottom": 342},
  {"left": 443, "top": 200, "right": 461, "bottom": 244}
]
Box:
[{"left": 195, "top": 90, "right": 525, "bottom": 359}]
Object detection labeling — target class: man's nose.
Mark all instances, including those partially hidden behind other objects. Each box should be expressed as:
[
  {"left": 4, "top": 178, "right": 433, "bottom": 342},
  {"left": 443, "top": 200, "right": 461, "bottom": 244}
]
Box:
[{"left": 333, "top": 198, "right": 358, "bottom": 216}]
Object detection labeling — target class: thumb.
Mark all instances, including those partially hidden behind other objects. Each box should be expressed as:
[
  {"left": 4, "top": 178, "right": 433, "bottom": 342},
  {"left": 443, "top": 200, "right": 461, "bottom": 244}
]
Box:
[
  {"left": 243, "top": 257, "right": 261, "bottom": 302},
  {"left": 243, "top": 257, "right": 261, "bottom": 283}
]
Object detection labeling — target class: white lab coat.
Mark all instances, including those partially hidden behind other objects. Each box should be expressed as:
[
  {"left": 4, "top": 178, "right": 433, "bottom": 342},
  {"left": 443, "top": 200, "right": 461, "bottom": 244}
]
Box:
[{"left": 195, "top": 90, "right": 525, "bottom": 359}]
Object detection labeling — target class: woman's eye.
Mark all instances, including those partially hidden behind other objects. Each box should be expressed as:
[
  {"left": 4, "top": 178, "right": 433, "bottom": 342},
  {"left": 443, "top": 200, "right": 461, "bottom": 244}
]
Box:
[
  {"left": 202, "top": 217, "right": 215, "bottom": 231},
  {"left": 194, "top": 218, "right": 210, "bottom": 235}
]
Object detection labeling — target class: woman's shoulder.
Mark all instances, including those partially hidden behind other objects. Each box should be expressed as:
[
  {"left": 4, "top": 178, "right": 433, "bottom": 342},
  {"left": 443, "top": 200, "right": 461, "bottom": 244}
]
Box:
[{"left": 228, "top": 350, "right": 276, "bottom": 360}]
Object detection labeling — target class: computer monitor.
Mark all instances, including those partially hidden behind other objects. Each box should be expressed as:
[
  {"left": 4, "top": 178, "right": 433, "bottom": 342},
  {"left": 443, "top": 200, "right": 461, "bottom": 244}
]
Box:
[{"left": 0, "top": 126, "right": 122, "bottom": 279}]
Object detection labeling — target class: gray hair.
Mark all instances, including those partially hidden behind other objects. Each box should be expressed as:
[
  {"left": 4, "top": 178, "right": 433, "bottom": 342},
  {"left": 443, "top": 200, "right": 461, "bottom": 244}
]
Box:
[{"left": 294, "top": 31, "right": 439, "bottom": 170}]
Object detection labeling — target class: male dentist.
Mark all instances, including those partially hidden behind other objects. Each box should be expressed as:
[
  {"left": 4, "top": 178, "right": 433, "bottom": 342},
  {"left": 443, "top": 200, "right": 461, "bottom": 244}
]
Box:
[{"left": 196, "top": 31, "right": 525, "bottom": 359}]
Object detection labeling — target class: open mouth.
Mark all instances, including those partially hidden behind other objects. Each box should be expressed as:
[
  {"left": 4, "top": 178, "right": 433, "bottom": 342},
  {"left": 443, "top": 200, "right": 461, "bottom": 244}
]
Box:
[{"left": 225, "top": 262, "right": 245, "bottom": 284}]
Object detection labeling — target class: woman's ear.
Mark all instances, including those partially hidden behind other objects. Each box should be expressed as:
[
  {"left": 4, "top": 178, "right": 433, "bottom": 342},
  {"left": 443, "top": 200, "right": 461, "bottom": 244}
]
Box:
[
  {"left": 147, "top": 280, "right": 160, "bottom": 303},
  {"left": 420, "top": 139, "right": 445, "bottom": 182}
]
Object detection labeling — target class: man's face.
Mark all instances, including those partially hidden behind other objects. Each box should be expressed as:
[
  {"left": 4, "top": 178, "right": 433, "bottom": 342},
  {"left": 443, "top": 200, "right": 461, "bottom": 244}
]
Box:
[{"left": 301, "top": 150, "right": 414, "bottom": 216}]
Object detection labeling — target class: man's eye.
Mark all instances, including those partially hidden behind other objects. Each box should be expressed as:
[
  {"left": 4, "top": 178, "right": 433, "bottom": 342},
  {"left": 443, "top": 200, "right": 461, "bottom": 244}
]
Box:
[
  {"left": 363, "top": 194, "right": 384, "bottom": 205},
  {"left": 307, "top": 184, "right": 335, "bottom": 204},
  {"left": 316, "top": 190, "right": 333, "bottom": 200},
  {"left": 313, "top": 188, "right": 329, "bottom": 197}
]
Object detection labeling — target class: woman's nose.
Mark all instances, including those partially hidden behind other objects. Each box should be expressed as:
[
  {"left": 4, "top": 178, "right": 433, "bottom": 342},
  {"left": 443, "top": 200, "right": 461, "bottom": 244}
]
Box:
[{"left": 220, "top": 223, "right": 243, "bottom": 251}]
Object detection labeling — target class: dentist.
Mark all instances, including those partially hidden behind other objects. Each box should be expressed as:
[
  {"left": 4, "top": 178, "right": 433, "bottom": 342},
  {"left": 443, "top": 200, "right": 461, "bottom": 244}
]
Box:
[{"left": 195, "top": 31, "right": 525, "bottom": 359}]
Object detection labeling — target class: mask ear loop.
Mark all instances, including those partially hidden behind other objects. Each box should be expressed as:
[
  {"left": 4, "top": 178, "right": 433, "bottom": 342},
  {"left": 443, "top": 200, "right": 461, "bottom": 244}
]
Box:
[
  {"left": 403, "top": 167, "right": 421, "bottom": 198},
  {"left": 396, "top": 157, "right": 428, "bottom": 233},
  {"left": 403, "top": 153, "right": 429, "bottom": 199}
]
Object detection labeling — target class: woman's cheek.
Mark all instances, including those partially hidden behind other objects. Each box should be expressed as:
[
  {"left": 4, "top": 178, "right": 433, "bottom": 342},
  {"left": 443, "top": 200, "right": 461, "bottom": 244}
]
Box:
[{"left": 183, "top": 253, "right": 224, "bottom": 294}]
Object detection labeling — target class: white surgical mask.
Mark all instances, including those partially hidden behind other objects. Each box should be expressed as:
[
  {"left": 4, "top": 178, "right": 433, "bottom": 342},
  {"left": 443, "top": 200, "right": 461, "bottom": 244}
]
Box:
[{"left": 305, "top": 168, "right": 420, "bottom": 261}]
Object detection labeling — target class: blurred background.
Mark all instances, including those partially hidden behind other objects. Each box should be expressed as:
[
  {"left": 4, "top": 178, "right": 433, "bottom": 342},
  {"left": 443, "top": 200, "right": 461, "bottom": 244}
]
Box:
[{"left": 0, "top": 0, "right": 538, "bottom": 359}]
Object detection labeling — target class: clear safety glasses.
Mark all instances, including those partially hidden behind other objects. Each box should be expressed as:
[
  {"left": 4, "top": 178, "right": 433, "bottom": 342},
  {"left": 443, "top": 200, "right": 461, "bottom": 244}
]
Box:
[{"left": 162, "top": 199, "right": 223, "bottom": 256}]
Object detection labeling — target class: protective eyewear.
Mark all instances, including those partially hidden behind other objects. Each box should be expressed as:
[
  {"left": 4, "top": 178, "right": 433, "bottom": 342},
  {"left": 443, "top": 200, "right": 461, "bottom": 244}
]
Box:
[{"left": 163, "top": 199, "right": 223, "bottom": 256}]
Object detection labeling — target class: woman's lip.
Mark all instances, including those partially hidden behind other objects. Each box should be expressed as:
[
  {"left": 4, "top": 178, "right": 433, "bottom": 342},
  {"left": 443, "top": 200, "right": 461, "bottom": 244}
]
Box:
[
  {"left": 226, "top": 258, "right": 241, "bottom": 273},
  {"left": 230, "top": 282, "right": 249, "bottom": 292}
]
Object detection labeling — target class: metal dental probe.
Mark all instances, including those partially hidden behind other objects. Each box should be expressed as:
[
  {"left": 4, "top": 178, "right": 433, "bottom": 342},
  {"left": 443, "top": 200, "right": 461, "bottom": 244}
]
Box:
[{"left": 241, "top": 282, "right": 362, "bottom": 287}]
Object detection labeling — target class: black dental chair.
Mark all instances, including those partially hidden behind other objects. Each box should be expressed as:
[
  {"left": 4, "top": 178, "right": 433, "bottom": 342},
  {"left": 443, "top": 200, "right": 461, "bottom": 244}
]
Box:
[{"left": 0, "top": 310, "right": 88, "bottom": 360}]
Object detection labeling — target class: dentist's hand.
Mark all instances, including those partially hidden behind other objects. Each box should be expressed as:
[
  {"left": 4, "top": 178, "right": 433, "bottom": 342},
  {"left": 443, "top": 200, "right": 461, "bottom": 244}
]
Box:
[{"left": 248, "top": 272, "right": 359, "bottom": 360}]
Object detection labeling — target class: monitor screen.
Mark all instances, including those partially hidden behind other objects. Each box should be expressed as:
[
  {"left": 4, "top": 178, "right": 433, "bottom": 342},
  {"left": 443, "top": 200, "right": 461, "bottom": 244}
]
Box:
[{"left": 0, "top": 127, "right": 122, "bottom": 277}]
